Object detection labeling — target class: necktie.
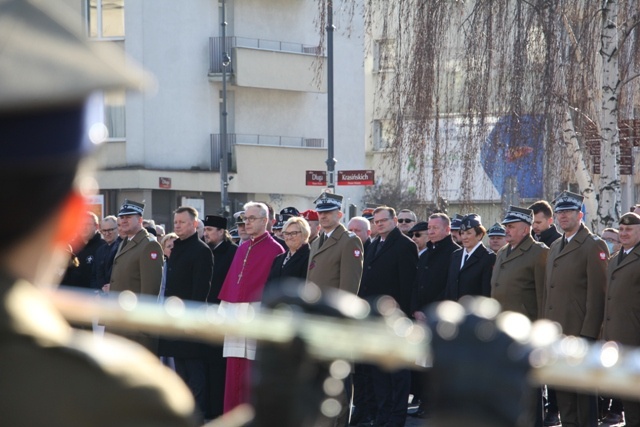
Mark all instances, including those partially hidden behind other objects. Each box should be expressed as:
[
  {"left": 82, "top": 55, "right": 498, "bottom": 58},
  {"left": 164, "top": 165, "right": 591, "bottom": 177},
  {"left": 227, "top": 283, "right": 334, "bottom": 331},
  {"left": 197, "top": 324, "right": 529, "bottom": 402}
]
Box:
[
  {"left": 375, "top": 239, "right": 385, "bottom": 256},
  {"left": 461, "top": 253, "right": 469, "bottom": 269},
  {"left": 618, "top": 250, "right": 627, "bottom": 265},
  {"left": 318, "top": 233, "right": 326, "bottom": 248}
]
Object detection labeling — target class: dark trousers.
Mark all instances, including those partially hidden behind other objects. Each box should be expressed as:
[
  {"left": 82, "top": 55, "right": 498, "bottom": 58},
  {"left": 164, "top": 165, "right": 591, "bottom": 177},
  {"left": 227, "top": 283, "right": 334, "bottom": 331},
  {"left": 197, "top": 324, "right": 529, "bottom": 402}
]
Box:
[
  {"left": 205, "top": 348, "right": 226, "bottom": 419},
  {"left": 175, "top": 358, "right": 208, "bottom": 417},
  {"left": 623, "top": 399, "right": 640, "bottom": 427},
  {"left": 556, "top": 390, "right": 598, "bottom": 427},
  {"left": 352, "top": 363, "right": 377, "bottom": 424},
  {"left": 371, "top": 367, "right": 411, "bottom": 426}
]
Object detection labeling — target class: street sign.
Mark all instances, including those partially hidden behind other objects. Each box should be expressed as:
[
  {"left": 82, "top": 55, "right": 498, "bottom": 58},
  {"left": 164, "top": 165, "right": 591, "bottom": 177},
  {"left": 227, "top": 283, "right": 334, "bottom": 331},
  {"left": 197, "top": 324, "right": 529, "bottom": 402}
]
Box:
[
  {"left": 306, "top": 170, "right": 327, "bottom": 186},
  {"left": 338, "top": 170, "right": 375, "bottom": 186},
  {"left": 159, "top": 177, "right": 172, "bottom": 189}
]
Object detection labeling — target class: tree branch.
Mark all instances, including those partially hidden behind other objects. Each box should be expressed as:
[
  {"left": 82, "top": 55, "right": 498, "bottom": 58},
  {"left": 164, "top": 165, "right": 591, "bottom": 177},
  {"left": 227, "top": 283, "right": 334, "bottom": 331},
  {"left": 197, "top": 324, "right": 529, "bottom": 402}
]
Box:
[{"left": 622, "top": 73, "right": 640, "bottom": 88}]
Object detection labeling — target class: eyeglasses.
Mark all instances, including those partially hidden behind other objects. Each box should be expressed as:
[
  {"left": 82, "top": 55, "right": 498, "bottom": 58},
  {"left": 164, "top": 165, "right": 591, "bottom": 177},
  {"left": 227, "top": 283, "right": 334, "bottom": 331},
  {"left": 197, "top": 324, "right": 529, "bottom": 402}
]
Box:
[
  {"left": 373, "top": 217, "right": 391, "bottom": 225},
  {"left": 282, "top": 230, "right": 301, "bottom": 238},
  {"left": 411, "top": 232, "right": 423, "bottom": 238},
  {"left": 244, "top": 216, "right": 266, "bottom": 223},
  {"left": 397, "top": 218, "right": 415, "bottom": 224},
  {"left": 101, "top": 228, "right": 116, "bottom": 233}
]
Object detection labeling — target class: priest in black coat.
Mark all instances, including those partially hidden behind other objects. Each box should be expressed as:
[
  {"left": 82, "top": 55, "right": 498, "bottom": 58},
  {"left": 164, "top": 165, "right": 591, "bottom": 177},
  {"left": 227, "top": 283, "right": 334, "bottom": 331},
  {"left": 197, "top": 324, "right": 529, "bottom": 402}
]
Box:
[{"left": 203, "top": 215, "right": 238, "bottom": 419}]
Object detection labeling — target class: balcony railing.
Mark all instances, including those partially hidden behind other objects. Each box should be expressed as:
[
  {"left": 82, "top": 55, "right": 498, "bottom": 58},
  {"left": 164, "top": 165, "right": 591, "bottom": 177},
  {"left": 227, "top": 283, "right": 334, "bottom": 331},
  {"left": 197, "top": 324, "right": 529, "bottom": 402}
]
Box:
[
  {"left": 210, "top": 133, "right": 324, "bottom": 171},
  {"left": 209, "top": 36, "right": 323, "bottom": 74}
]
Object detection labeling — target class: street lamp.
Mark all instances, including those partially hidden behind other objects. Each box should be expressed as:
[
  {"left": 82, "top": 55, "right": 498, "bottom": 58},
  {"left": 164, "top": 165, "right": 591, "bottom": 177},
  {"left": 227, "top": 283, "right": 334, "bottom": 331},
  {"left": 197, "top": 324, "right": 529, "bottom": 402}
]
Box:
[
  {"left": 220, "top": 0, "right": 230, "bottom": 217},
  {"left": 326, "top": 0, "right": 336, "bottom": 191}
]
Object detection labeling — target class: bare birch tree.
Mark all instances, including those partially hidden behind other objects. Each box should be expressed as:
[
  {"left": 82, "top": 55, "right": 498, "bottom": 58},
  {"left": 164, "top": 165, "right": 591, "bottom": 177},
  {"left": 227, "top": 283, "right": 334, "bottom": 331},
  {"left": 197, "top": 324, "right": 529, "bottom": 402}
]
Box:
[{"left": 319, "top": 0, "right": 640, "bottom": 232}]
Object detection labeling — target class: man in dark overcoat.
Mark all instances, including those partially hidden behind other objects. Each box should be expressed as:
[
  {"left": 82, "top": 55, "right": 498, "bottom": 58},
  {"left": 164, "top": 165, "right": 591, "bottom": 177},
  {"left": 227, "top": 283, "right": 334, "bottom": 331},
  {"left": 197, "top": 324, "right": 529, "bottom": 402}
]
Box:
[
  {"left": 158, "top": 206, "right": 213, "bottom": 418},
  {"left": 411, "top": 213, "right": 460, "bottom": 315},
  {"left": 357, "top": 206, "right": 418, "bottom": 427}
]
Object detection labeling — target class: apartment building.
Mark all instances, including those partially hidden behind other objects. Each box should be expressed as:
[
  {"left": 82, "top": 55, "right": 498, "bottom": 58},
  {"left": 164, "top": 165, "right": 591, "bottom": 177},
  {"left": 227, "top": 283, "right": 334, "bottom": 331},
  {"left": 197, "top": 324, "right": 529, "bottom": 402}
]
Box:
[{"left": 85, "top": 0, "right": 365, "bottom": 228}]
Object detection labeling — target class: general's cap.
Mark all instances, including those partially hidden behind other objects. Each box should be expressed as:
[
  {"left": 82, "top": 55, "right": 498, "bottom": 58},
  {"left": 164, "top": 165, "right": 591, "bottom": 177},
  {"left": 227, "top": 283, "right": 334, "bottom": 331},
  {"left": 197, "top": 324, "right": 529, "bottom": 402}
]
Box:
[
  {"left": 314, "top": 192, "right": 343, "bottom": 212},
  {"left": 118, "top": 200, "right": 144, "bottom": 217},
  {"left": 620, "top": 212, "right": 640, "bottom": 226},
  {"left": 233, "top": 211, "right": 245, "bottom": 225},
  {"left": 553, "top": 191, "right": 584, "bottom": 212},
  {"left": 450, "top": 214, "right": 464, "bottom": 231},
  {"left": 487, "top": 223, "right": 506, "bottom": 237},
  {"left": 362, "top": 208, "right": 375, "bottom": 220},
  {"left": 273, "top": 214, "right": 292, "bottom": 230},
  {"left": 280, "top": 207, "right": 300, "bottom": 217},
  {"left": 501, "top": 206, "right": 534, "bottom": 225}
]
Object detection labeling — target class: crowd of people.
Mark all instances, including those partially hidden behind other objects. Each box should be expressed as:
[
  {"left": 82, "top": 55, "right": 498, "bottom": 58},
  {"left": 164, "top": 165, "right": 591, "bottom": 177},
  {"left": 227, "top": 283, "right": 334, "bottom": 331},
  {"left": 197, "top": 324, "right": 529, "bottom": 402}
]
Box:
[
  {"left": 5, "top": 2, "right": 640, "bottom": 426},
  {"left": 58, "top": 187, "right": 640, "bottom": 427}
]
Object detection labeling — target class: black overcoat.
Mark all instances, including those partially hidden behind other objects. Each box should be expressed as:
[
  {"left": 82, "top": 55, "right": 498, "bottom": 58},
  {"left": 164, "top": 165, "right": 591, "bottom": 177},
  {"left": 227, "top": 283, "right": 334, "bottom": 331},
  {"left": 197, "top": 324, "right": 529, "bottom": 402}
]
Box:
[{"left": 444, "top": 244, "right": 496, "bottom": 301}]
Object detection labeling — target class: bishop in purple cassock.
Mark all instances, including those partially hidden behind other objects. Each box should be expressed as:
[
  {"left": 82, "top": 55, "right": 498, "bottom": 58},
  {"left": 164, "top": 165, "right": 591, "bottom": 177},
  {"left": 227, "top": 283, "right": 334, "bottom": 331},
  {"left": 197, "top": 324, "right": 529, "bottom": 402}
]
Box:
[{"left": 217, "top": 202, "right": 284, "bottom": 413}]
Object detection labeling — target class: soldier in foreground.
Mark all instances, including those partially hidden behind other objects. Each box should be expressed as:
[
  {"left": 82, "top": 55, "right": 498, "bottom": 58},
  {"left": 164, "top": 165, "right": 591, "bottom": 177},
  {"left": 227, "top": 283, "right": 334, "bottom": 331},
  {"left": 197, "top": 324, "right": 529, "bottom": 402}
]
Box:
[{"left": 0, "top": 0, "right": 196, "bottom": 425}]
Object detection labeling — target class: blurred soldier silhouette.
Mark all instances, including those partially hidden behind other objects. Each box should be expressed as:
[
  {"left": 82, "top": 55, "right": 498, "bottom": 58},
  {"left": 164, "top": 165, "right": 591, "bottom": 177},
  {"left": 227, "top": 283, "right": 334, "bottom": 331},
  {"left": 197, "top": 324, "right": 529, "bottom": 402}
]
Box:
[{"left": 0, "top": 1, "right": 196, "bottom": 425}]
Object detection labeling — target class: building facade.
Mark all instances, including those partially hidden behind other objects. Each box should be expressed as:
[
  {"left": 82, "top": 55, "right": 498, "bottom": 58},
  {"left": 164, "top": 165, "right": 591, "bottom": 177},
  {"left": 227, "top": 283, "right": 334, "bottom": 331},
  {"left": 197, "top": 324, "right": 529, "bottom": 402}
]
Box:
[{"left": 84, "top": 0, "right": 366, "bottom": 229}]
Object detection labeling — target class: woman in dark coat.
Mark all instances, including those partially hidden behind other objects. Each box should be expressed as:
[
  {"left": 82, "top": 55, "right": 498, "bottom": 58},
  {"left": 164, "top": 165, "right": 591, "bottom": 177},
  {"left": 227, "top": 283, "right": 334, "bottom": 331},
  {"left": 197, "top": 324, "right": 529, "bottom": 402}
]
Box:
[
  {"left": 267, "top": 216, "right": 311, "bottom": 284},
  {"left": 445, "top": 213, "right": 496, "bottom": 301}
]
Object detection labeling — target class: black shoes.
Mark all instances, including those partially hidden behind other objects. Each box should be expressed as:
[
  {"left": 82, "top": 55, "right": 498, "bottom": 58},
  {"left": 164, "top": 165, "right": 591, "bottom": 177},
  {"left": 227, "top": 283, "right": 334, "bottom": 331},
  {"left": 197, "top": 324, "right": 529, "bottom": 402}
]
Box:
[{"left": 543, "top": 411, "right": 560, "bottom": 426}]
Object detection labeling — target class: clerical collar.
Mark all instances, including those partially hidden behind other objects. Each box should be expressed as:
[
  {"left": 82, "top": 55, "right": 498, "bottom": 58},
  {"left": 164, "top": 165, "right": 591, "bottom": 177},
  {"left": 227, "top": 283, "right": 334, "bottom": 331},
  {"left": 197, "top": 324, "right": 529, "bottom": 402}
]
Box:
[{"left": 250, "top": 232, "right": 269, "bottom": 245}]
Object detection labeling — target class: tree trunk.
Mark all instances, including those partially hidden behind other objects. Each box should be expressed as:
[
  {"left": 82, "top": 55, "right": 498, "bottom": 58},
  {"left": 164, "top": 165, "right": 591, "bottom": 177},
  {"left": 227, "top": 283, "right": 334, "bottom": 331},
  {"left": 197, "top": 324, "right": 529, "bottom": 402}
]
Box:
[
  {"left": 562, "top": 110, "right": 598, "bottom": 226},
  {"left": 597, "top": 0, "right": 622, "bottom": 232}
]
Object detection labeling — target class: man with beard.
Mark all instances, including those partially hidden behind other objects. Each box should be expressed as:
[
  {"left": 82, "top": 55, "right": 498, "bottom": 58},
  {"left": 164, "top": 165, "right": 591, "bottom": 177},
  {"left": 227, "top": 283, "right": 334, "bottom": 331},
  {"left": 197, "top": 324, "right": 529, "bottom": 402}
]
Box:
[{"left": 202, "top": 214, "right": 237, "bottom": 419}]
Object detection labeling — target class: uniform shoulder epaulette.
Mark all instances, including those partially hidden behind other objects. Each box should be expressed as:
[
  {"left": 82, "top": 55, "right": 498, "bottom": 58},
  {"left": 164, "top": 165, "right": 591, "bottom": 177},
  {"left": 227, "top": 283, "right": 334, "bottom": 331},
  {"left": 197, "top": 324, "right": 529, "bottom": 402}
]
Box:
[
  {"left": 346, "top": 231, "right": 357, "bottom": 238},
  {"left": 147, "top": 236, "right": 156, "bottom": 242},
  {"left": 591, "top": 235, "right": 602, "bottom": 241}
]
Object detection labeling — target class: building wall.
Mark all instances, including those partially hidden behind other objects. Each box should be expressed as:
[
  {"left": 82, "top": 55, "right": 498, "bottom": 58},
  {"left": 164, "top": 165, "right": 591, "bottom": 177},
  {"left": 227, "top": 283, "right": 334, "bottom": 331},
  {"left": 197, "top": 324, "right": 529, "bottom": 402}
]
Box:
[{"left": 93, "top": 0, "right": 366, "bottom": 223}]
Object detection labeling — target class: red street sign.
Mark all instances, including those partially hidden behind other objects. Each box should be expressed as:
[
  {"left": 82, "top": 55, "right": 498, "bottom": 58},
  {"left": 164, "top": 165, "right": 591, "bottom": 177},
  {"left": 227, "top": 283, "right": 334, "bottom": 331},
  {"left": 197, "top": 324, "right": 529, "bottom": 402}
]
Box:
[
  {"left": 306, "top": 170, "right": 326, "bottom": 186},
  {"left": 159, "top": 177, "right": 172, "bottom": 189},
  {"left": 338, "top": 170, "right": 375, "bottom": 186}
]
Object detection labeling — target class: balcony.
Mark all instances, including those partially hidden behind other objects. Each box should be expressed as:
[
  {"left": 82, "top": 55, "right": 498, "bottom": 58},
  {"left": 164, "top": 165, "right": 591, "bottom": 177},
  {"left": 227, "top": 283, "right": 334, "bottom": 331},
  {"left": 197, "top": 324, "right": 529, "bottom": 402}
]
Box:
[
  {"left": 210, "top": 133, "right": 324, "bottom": 171},
  {"left": 208, "top": 37, "right": 326, "bottom": 93}
]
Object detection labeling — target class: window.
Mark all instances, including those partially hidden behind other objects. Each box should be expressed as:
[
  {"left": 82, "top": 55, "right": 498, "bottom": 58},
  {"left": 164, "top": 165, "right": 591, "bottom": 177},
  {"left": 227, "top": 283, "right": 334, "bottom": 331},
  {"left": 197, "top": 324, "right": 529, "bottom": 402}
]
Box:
[
  {"left": 104, "top": 90, "right": 126, "bottom": 140},
  {"left": 87, "top": 0, "right": 125, "bottom": 39},
  {"left": 374, "top": 39, "right": 396, "bottom": 72},
  {"left": 86, "top": 1, "right": 126, "bottom": 139},
  {"left": 373, "top": 120, "right": 394, "bottom": 150}
]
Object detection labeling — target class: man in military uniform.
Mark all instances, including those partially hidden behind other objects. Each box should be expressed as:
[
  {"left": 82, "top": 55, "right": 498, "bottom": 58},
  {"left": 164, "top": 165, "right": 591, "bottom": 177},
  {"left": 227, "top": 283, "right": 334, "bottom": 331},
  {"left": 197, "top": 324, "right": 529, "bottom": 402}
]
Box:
[
  {"left": 307, "top": 191, "right": 364, "bottom": 295},
  {"left": 602, "top": 212, "right": 640, "bottom": 427},
  {"left": 490, "top": 206, "right": 548, "bottom": 321},
  {"left": 450, "top": 213, "right": 464, "bottom": 245},
  {"left": 487, "top": 222, "right": 507, "bottom": 253},
  {"left": 543, "top": 191, "right": 608, "bottom": 427},
  {"left": 109, "top": 200, "right": 164, "bottom": 298},
  {"left": 0, "top": 0, "right": 196, "bottom": 424}
]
